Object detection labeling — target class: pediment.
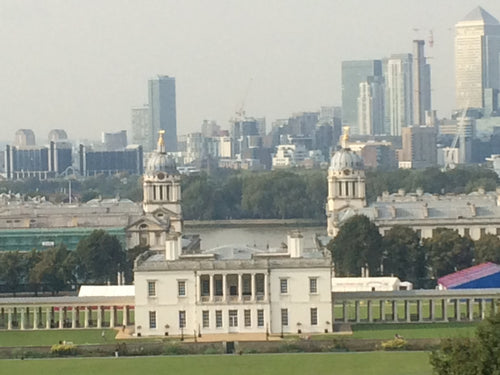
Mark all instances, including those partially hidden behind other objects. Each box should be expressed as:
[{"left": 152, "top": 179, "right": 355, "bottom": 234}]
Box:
[{"left": 126, "top": 216, "right": 166, "bottom": 231}]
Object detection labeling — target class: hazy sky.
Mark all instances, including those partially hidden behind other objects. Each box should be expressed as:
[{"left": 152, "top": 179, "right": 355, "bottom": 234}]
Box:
[{"left": 1, "top": 0, "right": 500, "bottom": 143}]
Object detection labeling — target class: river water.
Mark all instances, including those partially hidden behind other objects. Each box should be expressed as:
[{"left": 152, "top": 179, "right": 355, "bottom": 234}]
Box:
[{"left": 185, "top": 226, "right": 327, "bottom": 251}]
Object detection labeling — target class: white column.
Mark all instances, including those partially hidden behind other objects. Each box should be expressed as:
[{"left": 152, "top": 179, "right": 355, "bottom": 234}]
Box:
[
  {"left": 442, "top": 299, "right": 448, "bottom": 322},
  {"left": 392, "top": 301, "right": 398, "bottom": 322},
  {"left": 72, "top": 307, "right": 77, "bottom": 329},
  {"left": 481, "top": 299, "right": 486, "bottom": 320},
  {"left": 59, "top": 307, "right": 64, "bottom": 329},
  {"left": 33, "top": 307, "right": 38, "bottom": 330},
  {"left": 455, "top": 300, "right": 461, "bottom": 321},
  {"left": 97, "top": 306, "right": 102, "bottom": 328},
  {"left": 238, "top": 274, "right": 243, "bottom": 302},
  {"left": 355, "top": 301, "right": 360, "bottom": 323},
  {"left": 251, "top": 273, "right": 256, "bottom": 302},
  {"left": 430, "top": 300, "right": 436, "bottom": 322},
  {"left": 122, "top": 306, "right": 128, "bottom": 326},
  {"left": 209, "top": 275, "right": 214, "bottom": 302},
  {"left": 264, "top": 273, "right": 269, "bottom": 302},
  {"left": 46, "top": 307, "right": 51, "bottom": 329},
  {"left": 380, "top": 300, "right": 386, "bottom": 321},
  {"left": 367, "top": 300, "right": 373, "bottom": 323},
  {"left": 84, "top": 307, "right": 89, "bottom": 328},
  {"left": 110, "top": 307, "right": 115, "bottom": 328},
  {"left": 405, "top": 300, "right": 411, "bottom": 322},
  {"left": 196, "top": 274, "right": 201, "bottom": 303},
  {"left": 20, "top": 308, "right": 25, "bottom": 330},
  {"left": 468, "top": 299, "right": 474, "bottom": 321},
  {"left": 222, "top": 274, "right": 227, "bottom": 302},
  {"left": 7, "top": 308, "right": 13, "bottom": 330},
  {"left": 418, "top": 300, "right": 423, "bottom": 322}
]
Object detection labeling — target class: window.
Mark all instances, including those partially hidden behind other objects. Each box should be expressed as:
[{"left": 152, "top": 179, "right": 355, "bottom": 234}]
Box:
[
  {"left": 202, "top": 310, "right": 209, "bottom": 328},
  {"left": 149, "top": 311, "right": 156, "bottom": 329},
  {"left": 147, "top": 281, "right": 156, "bottom": 297},
  {"left": 480, "top": 228, "right": 486, "bottom": 237},
  {"left": 229, "top": 310, "right": 238, "bottom": 327},
  {"left": 257, "top": 309, "right": 264, "bottom": 327},
  {"left": 179, "top": 310, "right": 186, "bottom": 328},
  {"left": 216, "top": 310, "right": 222, "bottom": 328},
  {"left": 464, "top": 228, "right": 470, "bottom": 237},
  {"left": 201, "top": 279, "right": 210, "bottom": 296},
  {"left": 178, "top": 280, "right": 186, "bottom": 296},
  {"left": 310, "top": 308, "right": 318, "bottom": 326},
  {"left": 244, "top": 310, "right": 251, "bottom": 327},
  {"left": 309, "top": 278, "right": 318, "bottom": 294},
  {"left": 281, "top": 308, "right": 288, "bottom": 326},
  {"left": 280, "top": 278, "right": 288, "bottom": 294}
]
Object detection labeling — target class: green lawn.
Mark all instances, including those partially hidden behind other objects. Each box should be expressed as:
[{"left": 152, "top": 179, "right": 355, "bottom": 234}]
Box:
[
  {"left": 0, "top": 352, "right": 432, "bottom": 375},
  {"left": 350, "top": 322, "right": 477, "bottom": 339},
  {"left": 0, "top": 329, "right": 118, "bottom": 347}
]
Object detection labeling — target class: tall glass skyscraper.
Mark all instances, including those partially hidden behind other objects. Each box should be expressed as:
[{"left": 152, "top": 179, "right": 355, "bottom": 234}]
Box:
[
  {"left": 341, "top": 60, "right": 382, "bottom": 135},
  {"left": 148, "top": 76, "right": 177, "bottom": 152},
  {"left": 455, "top": 7, "right": 500, "bottom": 112}
]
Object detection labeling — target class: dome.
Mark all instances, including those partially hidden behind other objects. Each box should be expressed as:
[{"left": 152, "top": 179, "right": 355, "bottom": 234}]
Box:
[
  {"left": 146, "top": 152, "right": 179, "bottom": 175},
  {"left": 330, "top": 148, "right": 364, "bottom": 171},
  {"left": 146, "top": 131, "right": 179, "bottom": 175}
]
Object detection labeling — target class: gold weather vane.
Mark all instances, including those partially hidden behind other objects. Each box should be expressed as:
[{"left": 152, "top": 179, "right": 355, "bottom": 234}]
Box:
[
  {"left": 157, "top": 130, "right": 166, "bottom": 152},
  {"left": 341, "top": 126, "right": 350, "bottom": 149}
]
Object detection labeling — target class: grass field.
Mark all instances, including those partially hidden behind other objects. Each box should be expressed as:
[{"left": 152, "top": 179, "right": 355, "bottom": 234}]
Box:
[
  {"left": 0, "top": 329, "right": 118, "bottom": 347},
  {"left": 0, "top": 352, "right": 432, "bottom": 375},
  {"left": 350, "top": 322, "right": 477, "bottom": 339}
]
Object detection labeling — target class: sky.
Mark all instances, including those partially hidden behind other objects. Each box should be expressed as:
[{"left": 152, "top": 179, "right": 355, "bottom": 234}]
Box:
[{"left": 1, "top": 0, "right": 500, "bottom": 143}]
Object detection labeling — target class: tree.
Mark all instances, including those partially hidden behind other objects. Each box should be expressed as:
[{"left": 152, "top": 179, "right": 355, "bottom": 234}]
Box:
[
  {"left": 474, "top": 234, "right": 500, "bottom": 265},
  {"left": 327, "top": 215, "right": 382, "bottom": 276},
  {"left": 29, "top": 245, "right": 75, "bottom": 294},
  {"left": 74, "top": 230, "right": 126, "bottom": 284},
  {"left": 424, "top": 228, "right": 474, "bottom": 279},
  {"left": 430, "top": 312, "right": 500, "bottom": 375},
  {"left": 382, "top": 225, "right": 426, "bottom": 283},
  {"left": 0, "top": 251, "right": 26, "bottom": 296}
]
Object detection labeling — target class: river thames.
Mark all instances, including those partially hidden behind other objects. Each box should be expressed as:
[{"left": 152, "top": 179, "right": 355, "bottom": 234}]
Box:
[{"left": 185, "top": 225, "right": 327, "bottom": 250}]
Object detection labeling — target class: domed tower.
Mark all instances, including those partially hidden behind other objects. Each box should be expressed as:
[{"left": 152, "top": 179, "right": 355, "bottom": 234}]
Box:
[
  {"left": 142, "top": 131, "right": 182, "bottom": 233},
  {"left": 326, "top": 148, "right": 366, "bottom": 236}
]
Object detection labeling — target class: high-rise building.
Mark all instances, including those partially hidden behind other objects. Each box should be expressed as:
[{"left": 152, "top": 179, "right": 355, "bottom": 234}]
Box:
[
  {"left": 102, "top": 130, "right": 127, "bottom": 151},
  {"left": 131, "top": 106, "right": 150, "bottom": 148},
  {"left": 148, "top": 76, "right": 177, "bottom": 152},
  {"left": 386, "top": 54, "right": 413, "bottom": 136},
  {"left": 357, "top": 76, "right": 385, "bottom": 135},
  {"left": 413, "top": 40, "right": 432, "bottom": 125},
  {"left": 341, "top": 60, "right": 383, "bottom": 134},
  {"left": 399, "top": 126, "right": 437, "bottom": 169},
  {"left": 455, "top": 7, "right": 500, "bottom": 112},
  {"left": 14, "top": 129, "right": 36, "bottom": 147}
]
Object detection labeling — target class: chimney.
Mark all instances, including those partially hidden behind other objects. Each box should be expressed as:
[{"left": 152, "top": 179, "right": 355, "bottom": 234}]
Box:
[
  {"left": 165, "top": 233, "right": 181, "bottom": 261},
  {"left": 287, "top": 231, "right": 304, "bottom": 258}
]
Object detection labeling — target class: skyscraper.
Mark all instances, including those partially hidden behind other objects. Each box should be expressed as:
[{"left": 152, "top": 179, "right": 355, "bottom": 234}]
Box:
[
  {"left": 131, "top": 105, "right": 150, "bottom": 149},
  {"left": 148, "top": 76, "right": 177, "bottom": 152},
  {"left": 412, "top": 40, "right": 432, "bottom": 125},
  {"left": 341, "top": 60, "right": 383, "bottom": 134},
  {"left": 357, "top": 76, "right": 385, "bottom": 135},
  {"left": 455, "top": 7, "right": 500, "bottom": 112},
  {"left": 386, "top": 54, "right": 413, "bottom": 136}
]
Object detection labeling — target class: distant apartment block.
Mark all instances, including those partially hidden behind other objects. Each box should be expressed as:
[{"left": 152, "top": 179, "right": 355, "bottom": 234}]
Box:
[{"left": 79, "top": 144, "right": 144, "bottom": 176}]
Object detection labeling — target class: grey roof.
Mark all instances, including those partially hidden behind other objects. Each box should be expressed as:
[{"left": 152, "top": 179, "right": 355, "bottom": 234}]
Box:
[
  {"left": 339, "top": 190, "right": 500, "bottom": 226},
  {"left": 461, "top": 6, "right": 499, "bottom": 25},
  {"left": 330, "top": 148, "right": 364, "bottom": 171}
]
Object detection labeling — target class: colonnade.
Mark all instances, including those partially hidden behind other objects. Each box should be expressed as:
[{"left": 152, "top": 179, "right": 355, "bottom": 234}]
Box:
[
  {"left": 0, "top": 304, "right": 133, "bottom": 331},
  {"left": 333, "top": 290, "right": 500, "bottom": 324},
  {"left": 197, "top": 272, "right": 268, "bottom": 303}
]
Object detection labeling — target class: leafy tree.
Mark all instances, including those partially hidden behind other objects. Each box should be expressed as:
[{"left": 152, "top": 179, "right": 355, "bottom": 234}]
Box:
[
  {"left": 424, "top": 228, "right": 474, "bottom": 279},
  {"left": 430, "top": 312, "right": 500, "bottom": 375},
  {"left": 74, "top": 230, "right": 126, "bottom": 284},
  {"left": 0, "top": 251, "right": 26, "bottom": 296},
  {"left": 124, "top": 244, "right": 149, "bottom": 283},
  {"left": 382, "top": 225, "right": 426, "bottom": 283},
  {"left": 29, "top": 245, "right": 75, "bottom": 294},
  {"left": 474, "top": 234, "right": 500, "bottom": 265},
  {"left": 327, "top": 215, "right": 382, "bottom": 276}
]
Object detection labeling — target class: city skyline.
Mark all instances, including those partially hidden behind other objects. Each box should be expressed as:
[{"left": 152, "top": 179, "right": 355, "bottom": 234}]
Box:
[{"left": 1, "top": 1, "right": 500, "bottom": 140}]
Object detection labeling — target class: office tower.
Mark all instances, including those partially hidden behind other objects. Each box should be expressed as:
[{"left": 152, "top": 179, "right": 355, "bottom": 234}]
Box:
[
  {"left": 48, "top": 129, "right": 68, "bottom": 142},
  {"left": 341, "top": 60, "right": 383, "bottom": 134},
  {"left": 455, "top": 7, "right": 500, "bottom": 112},
  {"left": 148, "top": 76, "right": 177, "bottom": 152},
  {"left": 131, "top": 105, "right": 150, "bottom": 149},
  {"left": 79, "top": 144, "right": 143, "bottom": 176},
  {"left": 413, "top": 40, "right": 432, "bottom": 125},
  {"left": 400, "top": 126, "right": 437, "bottom": 169},
  {"left": 386, "top": 54, "right": 413, "bottom": 136},
  {"left": 357, "top": 76, "right": 385, "bottom": 135},
  {"left": 102, "top": 130, "right": 127, "bottom": 151},
  {"left": 14, "top": 129, "right": 36, "bottom": 147}
]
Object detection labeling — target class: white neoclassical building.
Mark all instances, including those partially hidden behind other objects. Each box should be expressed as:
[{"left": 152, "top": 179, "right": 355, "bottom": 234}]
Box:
[
  {"left": 134, "top": 232, "right": 333, "bottom": 337},
  {"left": 327, "top": 146, "right": 500, "bottom": 240}
]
